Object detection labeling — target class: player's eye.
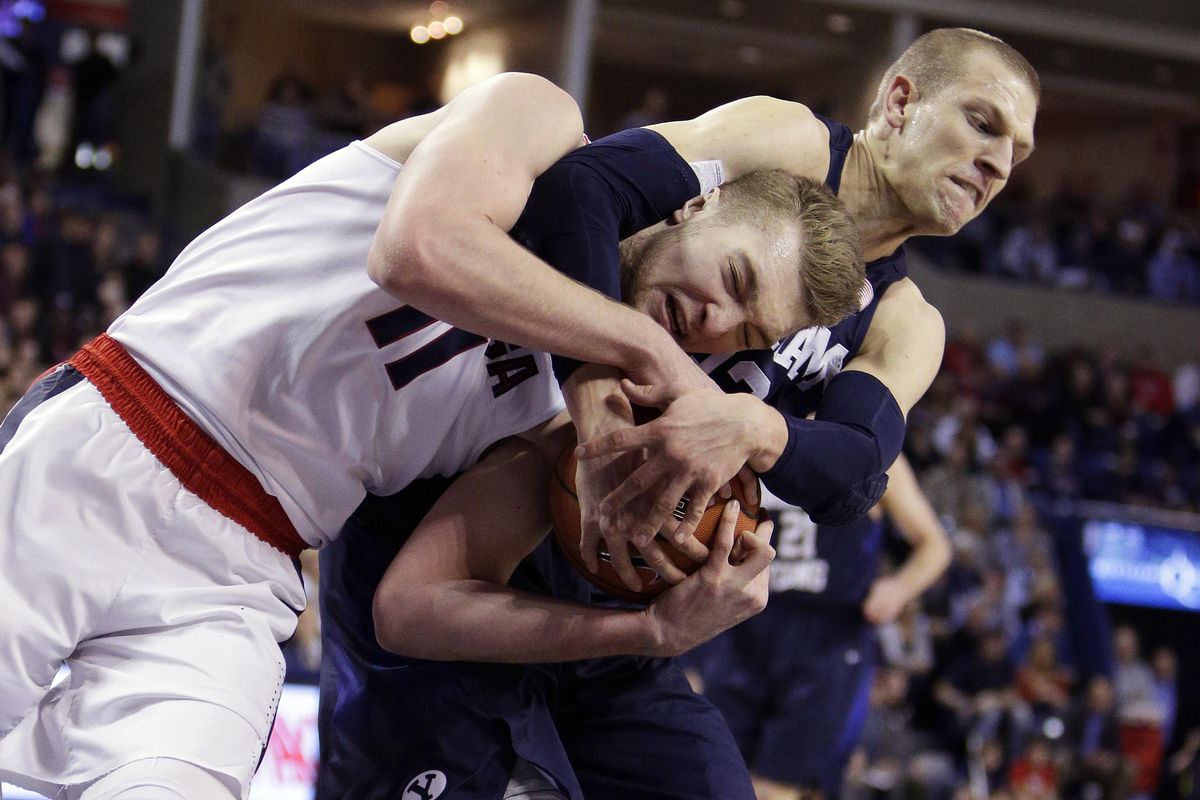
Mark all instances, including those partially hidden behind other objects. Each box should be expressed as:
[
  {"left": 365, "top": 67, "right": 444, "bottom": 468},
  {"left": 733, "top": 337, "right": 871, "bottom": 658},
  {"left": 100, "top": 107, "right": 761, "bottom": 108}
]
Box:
[
  {"left": 730, "top": 260, "right": 742, "bottom": 297},
  {"left": 969, "top": 113, "right": 991, "bottom": 134}
]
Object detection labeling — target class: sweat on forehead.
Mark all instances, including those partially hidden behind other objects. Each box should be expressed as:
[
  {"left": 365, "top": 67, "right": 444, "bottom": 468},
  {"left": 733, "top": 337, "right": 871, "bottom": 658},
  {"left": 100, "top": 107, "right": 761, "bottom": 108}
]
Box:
[{"left": 718, "top": 170, "right": 865, "bottom": 330}]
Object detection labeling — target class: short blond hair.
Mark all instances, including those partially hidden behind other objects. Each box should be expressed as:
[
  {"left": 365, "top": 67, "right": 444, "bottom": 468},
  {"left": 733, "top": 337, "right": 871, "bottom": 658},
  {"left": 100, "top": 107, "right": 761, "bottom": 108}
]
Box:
[
  {"left": 720, "top": 169, "right": 864, "bottom": 329},
  {"left": 868, "top": 28, "right": 1040, "bottom": 121}
]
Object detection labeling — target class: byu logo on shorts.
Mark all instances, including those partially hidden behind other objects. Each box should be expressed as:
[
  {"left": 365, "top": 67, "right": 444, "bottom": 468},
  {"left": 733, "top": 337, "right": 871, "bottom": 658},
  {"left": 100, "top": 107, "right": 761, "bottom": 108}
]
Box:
[{"left": 403, "top": 770, "right": 448, "bottom": 800}]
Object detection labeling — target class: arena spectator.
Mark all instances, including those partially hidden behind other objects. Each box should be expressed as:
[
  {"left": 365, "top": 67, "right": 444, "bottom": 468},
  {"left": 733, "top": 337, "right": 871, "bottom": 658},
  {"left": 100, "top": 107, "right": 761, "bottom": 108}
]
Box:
[
  {"left": 1000, "top": 218, "right": 1059, "bottom": 285},
  {"left": 1152, "top": 648, "right": 1179, "bottom": 748},
  {"left": 616, "top": 86, "right": 670, "bottom": 130},
  {"left": 1007, "top": 735, "right": 1059, "bottom": 800},
  {"left": 0, "top": 16, "right": 48, "bottom": 170},
  {"left": 922, "top": 437, "right": 994, "bottom": 529},
  {"left": 1014, "top": 636, "right": 1073, "bottom": 721},
  {"left": 1146, "top": 228, "right": 1200, "bottom": 303},
  {"left": 1166, "top": 729, "right": 1200, "bottom": 800},
  {"left": 316, "top": 69, "right": 374, "bottom": 137},
  {"left": 71, "top": 30, "right": 121, "bottom": 155},
  {"left": 251, "top": 70, "right": 315, "bottom": 178},
  {"left": 934, "top": 626, "right": 1019, "bottom": 752},
  {"left": 847, "top": 667, "right": 958, "bottom": 800},
  {"left": 120, "top": 229, "right": 163, "bottom": 302},
  {"left": 1111, "top": 627, "right": 1168, "bottom": 798},
  {"left": 879, "top": 600, "right": 937, "bottom": 676}
]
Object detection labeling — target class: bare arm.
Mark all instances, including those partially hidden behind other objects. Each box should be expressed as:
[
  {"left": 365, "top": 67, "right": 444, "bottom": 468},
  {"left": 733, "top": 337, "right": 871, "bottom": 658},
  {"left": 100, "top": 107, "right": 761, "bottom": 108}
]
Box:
[
  {"left": 372, "top": 437, "right": 774, "bottom": 663},
  {"left": 840, "top": 278, "right": 946, "bottom": 416},
  {"left": 648, "top": 96, "right": 832, "bottom": 181},
  {"left": 367, "top": 72, "right": 678, "bottom": 378},
  {"left": 862, "top": 454, "right": 952, "bottom": 624}
]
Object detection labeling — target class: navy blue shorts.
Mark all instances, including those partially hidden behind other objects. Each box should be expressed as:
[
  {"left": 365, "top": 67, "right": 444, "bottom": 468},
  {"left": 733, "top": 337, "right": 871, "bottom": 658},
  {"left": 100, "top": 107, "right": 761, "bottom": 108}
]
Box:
[
  {"left": 0, "top": 364, "right": 83, "bottom": 453},
  {"left": 317, "top": 653, "right": 753, "bottom": 800},
  {"left": 700, "top": 603, "right": 875, "bottom": 796},
  {"left": 554, "top": 655, "right": 754, "bottom": 800}
]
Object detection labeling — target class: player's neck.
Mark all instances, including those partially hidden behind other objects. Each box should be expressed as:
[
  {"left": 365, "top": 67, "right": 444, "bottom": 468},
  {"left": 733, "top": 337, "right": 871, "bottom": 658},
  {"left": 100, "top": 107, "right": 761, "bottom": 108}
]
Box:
[{"left": 843, "top": 132, "right": 916, "bottom": 261}]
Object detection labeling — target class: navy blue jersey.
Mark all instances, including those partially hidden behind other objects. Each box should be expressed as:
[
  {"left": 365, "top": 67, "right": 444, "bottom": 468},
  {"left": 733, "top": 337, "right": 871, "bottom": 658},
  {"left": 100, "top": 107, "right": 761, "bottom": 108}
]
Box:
[
  {"left": 700, "top": 604, "right": 876, "bottom": 796},
  {"left": 699, "top": 251, "right": 907, "bottom": 417},
  {"left": 319, "top": 486, "right": 752, "bottom": 800},
  {"left": 765, "top": 493, "right": 886, "bottom": 608}
]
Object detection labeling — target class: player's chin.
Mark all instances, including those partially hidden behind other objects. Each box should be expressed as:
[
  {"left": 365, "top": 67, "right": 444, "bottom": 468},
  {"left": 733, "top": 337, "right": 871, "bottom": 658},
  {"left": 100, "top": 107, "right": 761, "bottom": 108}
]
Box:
[{"left": 925, "top": 197, "right": 971, "bottom": 236}]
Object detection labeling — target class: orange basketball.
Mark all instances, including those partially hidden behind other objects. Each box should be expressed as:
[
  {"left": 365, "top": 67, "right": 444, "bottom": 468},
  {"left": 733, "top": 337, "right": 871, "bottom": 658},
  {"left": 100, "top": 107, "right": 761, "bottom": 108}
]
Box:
[{"left": 549, "top": 442, "right": 760, "bottom": 604}]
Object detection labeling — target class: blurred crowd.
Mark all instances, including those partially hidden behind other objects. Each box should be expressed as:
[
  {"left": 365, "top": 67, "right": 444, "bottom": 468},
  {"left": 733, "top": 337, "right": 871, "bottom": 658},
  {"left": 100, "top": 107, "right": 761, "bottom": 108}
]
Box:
[
  {"left": 832, "top": 317, "right": 1200, "bottom": 800},
  {"left": 0, "top": 164, "right": 163, "bottom": 412},
  {"left": 913, "top": 184, "right": 1200, "bottom": 305},
  {"left": 914, "top": 320, "right": 1200, "bottom": 513},
  {"left": 199, "top": 61, "right": 441, "bottom": 180}
]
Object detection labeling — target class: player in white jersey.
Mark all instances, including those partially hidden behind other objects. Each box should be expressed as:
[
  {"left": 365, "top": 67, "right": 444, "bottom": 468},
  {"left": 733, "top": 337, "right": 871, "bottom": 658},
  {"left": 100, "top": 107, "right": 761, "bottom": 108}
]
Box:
[{"left": 0, "top": 73, "right": 860, "bottom": 798}]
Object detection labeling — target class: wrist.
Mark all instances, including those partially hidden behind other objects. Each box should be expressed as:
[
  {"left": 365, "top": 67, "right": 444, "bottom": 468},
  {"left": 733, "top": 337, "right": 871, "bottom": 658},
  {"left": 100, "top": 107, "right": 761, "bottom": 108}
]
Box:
[
  {"left": 623, "top": 317, "right": 680, "bottom": 383},
  {"left": 564, "top": 365, "right": 633, "bottom": 439},
  {"left": 637, "top": 607, "right": 671, "bottom": 657},
  {"left": 742, "top": 397, "right": 788, "bottom": 473}
]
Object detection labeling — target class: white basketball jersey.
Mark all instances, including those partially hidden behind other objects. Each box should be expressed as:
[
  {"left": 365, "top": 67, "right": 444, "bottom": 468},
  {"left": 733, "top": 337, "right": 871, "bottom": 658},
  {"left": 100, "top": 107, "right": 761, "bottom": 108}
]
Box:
[{"left": 109, "top": 142, "right": 565, "bottom": 547}]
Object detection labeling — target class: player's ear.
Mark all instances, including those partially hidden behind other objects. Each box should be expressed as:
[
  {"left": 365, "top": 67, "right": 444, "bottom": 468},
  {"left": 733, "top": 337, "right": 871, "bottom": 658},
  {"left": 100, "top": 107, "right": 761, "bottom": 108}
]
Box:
[
  {"left": 671, "top": 186, "right": 721, "bottom": 223},
  {"left": 882, "top": 74, "right": 917, "bottom": 130}
]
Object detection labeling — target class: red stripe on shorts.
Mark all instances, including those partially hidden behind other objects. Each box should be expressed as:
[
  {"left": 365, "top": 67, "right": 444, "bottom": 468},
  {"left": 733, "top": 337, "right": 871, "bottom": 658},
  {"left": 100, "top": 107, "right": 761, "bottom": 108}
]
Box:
[{"left": 69, "top": 333, "right": 307, "bottom": 559}]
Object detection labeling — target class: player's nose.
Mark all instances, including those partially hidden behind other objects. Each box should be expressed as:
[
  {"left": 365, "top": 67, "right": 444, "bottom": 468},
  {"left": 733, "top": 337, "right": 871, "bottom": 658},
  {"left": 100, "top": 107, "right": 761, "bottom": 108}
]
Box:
[
  {"left": 977, "top": 138, "right": 1012, "bottom": 183},
  {"left": 700, "top": 300, "right": 739, "bottom": 337}
]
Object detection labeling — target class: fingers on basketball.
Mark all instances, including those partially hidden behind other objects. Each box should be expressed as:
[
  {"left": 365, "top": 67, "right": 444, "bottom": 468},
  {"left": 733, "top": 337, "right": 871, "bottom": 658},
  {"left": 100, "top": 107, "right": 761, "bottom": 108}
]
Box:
[{"left": 550, "top": 442, "right": 760, "bottom": 603}]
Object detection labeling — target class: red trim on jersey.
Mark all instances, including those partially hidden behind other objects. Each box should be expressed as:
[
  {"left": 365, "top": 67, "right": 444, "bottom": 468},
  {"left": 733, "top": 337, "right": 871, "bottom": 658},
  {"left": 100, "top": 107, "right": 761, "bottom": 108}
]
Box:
[{"left": 69, "top": 333, "right": 307, "bottom": 559}]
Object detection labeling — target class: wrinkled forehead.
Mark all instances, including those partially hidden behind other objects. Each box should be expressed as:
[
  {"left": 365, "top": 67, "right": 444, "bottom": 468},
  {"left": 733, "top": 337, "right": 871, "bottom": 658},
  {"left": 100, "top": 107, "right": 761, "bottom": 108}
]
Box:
[{"left": 955, "top": 52, "right": 1037, "bottom": 120}]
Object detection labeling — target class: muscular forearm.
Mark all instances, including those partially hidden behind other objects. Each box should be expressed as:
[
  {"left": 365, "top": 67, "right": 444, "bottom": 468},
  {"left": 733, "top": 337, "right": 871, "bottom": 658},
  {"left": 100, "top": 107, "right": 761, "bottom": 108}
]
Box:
[
  {"left": 374, "top": 579, "right": 662, "bottom": 663},
  {"left": 376, "top": 217, "right": 673, "bottom": 372}
]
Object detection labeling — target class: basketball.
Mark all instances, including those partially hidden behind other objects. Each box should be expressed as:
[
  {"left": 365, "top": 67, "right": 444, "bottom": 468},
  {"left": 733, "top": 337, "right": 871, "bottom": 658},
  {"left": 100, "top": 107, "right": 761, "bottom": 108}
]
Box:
[{"left": 549, "top": 442, "right": 761, "bottom": 604}]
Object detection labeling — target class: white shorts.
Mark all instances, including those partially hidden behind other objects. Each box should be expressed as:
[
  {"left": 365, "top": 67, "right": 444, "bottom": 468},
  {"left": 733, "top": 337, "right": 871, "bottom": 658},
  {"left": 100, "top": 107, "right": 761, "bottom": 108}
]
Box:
[{"left": 0, "top": 379, "right": 306, "bottom": 798}]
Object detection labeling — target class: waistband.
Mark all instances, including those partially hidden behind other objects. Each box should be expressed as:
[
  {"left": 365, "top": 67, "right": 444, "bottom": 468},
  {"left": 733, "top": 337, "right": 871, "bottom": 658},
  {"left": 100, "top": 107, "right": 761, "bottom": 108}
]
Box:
[{"left": 68, "top": 333, "right": 307, "bottom": 559}]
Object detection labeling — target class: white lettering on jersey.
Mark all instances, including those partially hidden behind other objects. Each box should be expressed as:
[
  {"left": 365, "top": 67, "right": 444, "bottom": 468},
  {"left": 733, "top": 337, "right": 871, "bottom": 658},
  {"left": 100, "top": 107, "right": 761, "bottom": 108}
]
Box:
[
  {"left": 769, "top": 504, "right": 829, "bottom": 594},
  {"left": 773, "top": 327, "right": 848, "bottom": 390},
  {"left": 728, "top": 361, "right": 771, "bottom": 399}
]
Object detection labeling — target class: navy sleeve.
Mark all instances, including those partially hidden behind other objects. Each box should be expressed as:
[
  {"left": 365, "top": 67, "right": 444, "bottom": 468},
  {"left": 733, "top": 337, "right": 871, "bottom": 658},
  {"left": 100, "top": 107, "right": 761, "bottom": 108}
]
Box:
[
  {"left": 507, "top": 128, "right": 701, "bottom": 383},
  {"left": 760, "top": 370, "right": 905, "bottom": 526}
]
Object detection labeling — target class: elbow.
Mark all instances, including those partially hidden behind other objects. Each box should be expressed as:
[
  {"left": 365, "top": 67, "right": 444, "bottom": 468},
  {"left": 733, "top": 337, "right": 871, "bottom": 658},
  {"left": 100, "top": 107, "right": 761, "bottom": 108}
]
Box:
[
  {"left": 930, "top": 529, "right": 953, "bottom": 575},
  {"left": 372, "top": 583, "right": 420, "bottom": 657},
  {"left": 805, "top": 472, "right": 889, "bottom": 527},
  {"left": 490, "top": 73, "right": 583, "bottom": 146},
  {"left": 766, "top": 437, "right": 889, "bottom": 526},
  {"left": 368, "top": 208, "right": 470, "bottom": 305},
  {"left": 367, "top": 211, "right": 434, "bottom": 298}
]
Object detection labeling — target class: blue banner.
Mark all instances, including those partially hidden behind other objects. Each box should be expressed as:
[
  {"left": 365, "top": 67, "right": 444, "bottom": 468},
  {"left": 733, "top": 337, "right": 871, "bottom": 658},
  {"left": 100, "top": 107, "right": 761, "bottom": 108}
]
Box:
[{"left": 1084, "top": 518, "right": 1200, "bottom": 612}]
